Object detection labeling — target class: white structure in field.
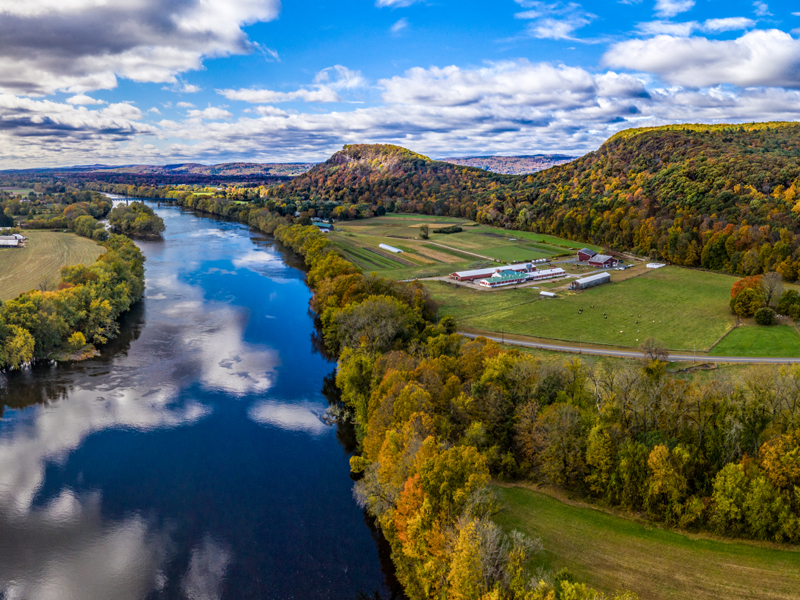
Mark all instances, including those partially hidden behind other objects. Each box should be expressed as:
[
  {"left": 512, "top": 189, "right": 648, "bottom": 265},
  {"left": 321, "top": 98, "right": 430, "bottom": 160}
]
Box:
[
  {"left": 379, "top": 243, "right": 403, "bottom": 254},
  {"left": 478, "top": 267, "right": 566, "bottom": 288},
  {"left": 646, "top": 263, "right": 666, "bottom": 269}
]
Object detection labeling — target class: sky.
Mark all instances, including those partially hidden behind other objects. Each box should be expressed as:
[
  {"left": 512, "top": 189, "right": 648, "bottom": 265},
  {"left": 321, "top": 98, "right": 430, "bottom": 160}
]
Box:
[{"left": 2, "top": 0, "right": 800, "bottom": 167}]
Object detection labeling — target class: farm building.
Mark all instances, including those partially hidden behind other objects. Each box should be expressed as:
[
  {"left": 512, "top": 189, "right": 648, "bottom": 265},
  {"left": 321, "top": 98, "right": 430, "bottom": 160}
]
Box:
[
  {"left": 379, "top": 243, "right": 403, "bottom": 254},
  {"left": 0, "top": 238, "right": 20, "bottom": 248},
  {"left": 570, "top": 272, "right": 611, "bottom": 290},
  {"left": 588, "top": 254, "right": 617, "bottom": 268},
  {"left": 313, "top": 222, "right": 333, "bottom": 231},
  {"left": 540, "top": 291, "right": 556, "bottom": 298},
  {"left": 577, "top": 248, "right": 597, "bottom": 261},
  {"left": 450, "top": 264, "right": 529, "bottom": 282},
  {"left": 478, "top": 270, "right": 530, "bottom": 288},
  {"left": 478, "top": 267, "right": 566, "bottom": 288}
]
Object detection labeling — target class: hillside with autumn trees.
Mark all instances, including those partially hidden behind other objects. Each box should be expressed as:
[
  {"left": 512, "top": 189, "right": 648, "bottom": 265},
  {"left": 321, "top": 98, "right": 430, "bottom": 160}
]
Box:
[{"left": 266, "top": 123, "right": 800, "bottom": 281}]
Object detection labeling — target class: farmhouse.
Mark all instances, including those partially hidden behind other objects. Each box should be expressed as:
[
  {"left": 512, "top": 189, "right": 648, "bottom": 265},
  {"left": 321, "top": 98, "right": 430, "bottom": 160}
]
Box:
[
  {"left": 577, "top": 248, "right": 597, "bottom": 262},
  {"left": 313, "top": 222, "right": 333, "bottom": 232},
  {"left": 588, "top": 254, "right": 617, "bottom": 268},
  {"left": 570, "top": 272, "right": 611, "bottom": 290},
  {"left": 379, "top": 243, "right": 403, "bottom": 254},
  {"left": 450, "top": 264, "right": 529, "bottom": 282}
]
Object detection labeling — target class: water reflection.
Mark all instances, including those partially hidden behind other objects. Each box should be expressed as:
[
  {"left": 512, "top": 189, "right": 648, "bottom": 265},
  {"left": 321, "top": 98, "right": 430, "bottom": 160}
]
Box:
[{"left": 0, "top": 203, "right": 400, "bottom": 599}]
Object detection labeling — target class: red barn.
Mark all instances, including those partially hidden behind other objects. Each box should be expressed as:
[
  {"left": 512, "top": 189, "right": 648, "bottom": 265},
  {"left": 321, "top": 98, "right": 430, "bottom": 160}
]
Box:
[
  {"left": 577, "top": 248, "right": 597, "bottom": 262},
  {"left": 588, "top": 254, "right": 617, "bottom": 268}
]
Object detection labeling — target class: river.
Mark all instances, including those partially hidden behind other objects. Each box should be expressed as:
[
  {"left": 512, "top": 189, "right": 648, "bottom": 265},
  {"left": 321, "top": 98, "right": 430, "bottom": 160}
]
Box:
[{"left": 0, "top": 201, "right": 401, "bottom": 599}]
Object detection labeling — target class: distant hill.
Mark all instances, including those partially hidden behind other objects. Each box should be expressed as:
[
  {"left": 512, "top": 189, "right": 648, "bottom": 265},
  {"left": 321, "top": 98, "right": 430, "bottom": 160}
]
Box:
[
  {"left": 101, "top": 162, "right": 314, "bottom": 178},
  {"left": 268, "top": 143, "right": 532, "bottom": 211},
  {"left": 439, "top": 154, "right": 574, "bottom": 175}
]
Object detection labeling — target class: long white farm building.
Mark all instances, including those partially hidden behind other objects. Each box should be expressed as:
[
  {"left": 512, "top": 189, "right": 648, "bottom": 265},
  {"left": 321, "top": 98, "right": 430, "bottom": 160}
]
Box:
[{"left": 570, "top": 272, "right": 610, "bottom": 290}]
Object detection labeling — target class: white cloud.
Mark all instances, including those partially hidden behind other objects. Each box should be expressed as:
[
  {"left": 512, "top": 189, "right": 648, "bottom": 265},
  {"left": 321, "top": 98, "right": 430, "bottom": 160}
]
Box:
[
  {"left": 187, "top": 107, "right": 233, "bottom": 120},
  {"left": 66, "top": 93, "right": 106, "bottom": 105},
  {"left": 655, "top": 0, "right": 695, "bottom": 18},
  {"left": 604, "top": 29, "right": 800, "bottom": 88},
  {"left": 637, "top": 20, "right": 697, "bottom": 36},
  {"left": 703, "top": 17, "right": 756, "bottom": 32},
  {"left": 314, "top": 65, "right": 366, "bottom": 90},
  {"left": 148, "top": 107, "right": 161, "bottom": 114},
  {"left": 0, "top": 0, "right": 282, "bottom": 95},
  {"left": 219, "top": 65, "right": 363, "bottom": 104},
  {"left": 177, "top": 101, "right": 195, "bottom": 108},
  {"left": 514, "top": 1, "right": 596, "bottom": 40},
  {"left": 753, "top": 1, "right": 770, "bottom": 17},
  {"left": 390, "top": 18, "right": 409, "bottom": 34}
]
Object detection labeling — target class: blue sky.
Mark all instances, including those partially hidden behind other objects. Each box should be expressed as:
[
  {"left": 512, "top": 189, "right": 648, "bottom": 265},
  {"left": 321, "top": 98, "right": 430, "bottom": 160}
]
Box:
[{"left": 1, "top": 0, "right": 800, "bottom": 167}]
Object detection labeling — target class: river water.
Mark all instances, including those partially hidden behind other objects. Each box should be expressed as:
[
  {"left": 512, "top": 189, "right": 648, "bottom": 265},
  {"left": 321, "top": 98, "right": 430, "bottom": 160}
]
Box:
[{"left": 0, "top": 202, "right": 401, "bottom": 599}]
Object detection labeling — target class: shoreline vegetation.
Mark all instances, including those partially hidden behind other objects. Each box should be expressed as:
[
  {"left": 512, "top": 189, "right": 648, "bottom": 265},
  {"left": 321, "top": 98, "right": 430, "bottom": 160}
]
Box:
[{"left": 158, "top": 189, "right": 800, "bottom": 599}]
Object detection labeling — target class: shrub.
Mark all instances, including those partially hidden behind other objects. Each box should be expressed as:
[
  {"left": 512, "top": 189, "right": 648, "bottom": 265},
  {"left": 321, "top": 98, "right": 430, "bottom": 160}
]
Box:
[
  {"left": 754, "top": 307, "right": 776, "bottom": 326},
  {"left": 433, "top": 225, "right": 463, "bottom": 234}
]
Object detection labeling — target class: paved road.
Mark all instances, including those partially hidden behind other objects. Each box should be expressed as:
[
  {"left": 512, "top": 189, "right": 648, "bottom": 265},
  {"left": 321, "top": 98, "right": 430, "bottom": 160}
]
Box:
[{"left": 458, "top": 332, "right": 800, "bottom": 364}]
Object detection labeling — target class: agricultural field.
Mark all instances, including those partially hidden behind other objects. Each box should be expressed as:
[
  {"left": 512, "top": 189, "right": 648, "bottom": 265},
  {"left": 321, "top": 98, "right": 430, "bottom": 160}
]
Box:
[
  {"left": 710, "top": 325, "right": 800, "bottom": 357},
  {"left": 328, "top": 215, "right": 599, "bottom": 280},
  {"left": 494, "top": 486, "right": 800, "bottom": 600},
  {"left": 0, "top": 231, "right": 104, "bottom": 300},
  {"left": 428, "top": 266, "right": 738, "bottom": 351}
]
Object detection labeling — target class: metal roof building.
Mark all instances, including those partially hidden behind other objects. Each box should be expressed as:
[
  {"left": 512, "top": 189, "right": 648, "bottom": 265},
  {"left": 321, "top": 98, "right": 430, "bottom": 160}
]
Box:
[
  {"left": 450, "top": 264, "right": 529, "bottom": 282},
  {"left": 570, "top": 272, "right": 611, "bottom": 290}
]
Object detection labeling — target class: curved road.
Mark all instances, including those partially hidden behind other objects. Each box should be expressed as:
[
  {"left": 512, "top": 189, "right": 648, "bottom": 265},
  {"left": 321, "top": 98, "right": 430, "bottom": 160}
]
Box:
[{"left": 458, "top": 332, "right": 800, "bottom": 364}]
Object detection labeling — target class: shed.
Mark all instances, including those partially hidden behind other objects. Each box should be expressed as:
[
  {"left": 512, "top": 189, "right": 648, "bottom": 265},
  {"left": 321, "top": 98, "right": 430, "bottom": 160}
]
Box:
[
  {"left": 540, "top": 291, "right": 556, "bottom": 298},
  {"left": 570, "top": 272, "right": 611, "bottom": 290},
  {"left": 379, "top": 243, "right": 403, "bottom": 254},
  {"left": 0, "top": 238, "right": 20, "bottom": 248},
  {"left": 588, "top": 254, "right": 617, "bottom": 268},
  {"left": 577, "top": 248, "right": 597, "bottom": 261}
]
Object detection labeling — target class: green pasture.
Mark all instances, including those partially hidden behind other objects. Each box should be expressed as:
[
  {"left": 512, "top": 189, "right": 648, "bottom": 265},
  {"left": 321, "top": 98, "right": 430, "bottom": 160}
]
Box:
[
  {"left": 429, "top": 266, "right": 737, "bottom": 351},
  {"left": 494, "top": 486, "right": 800, "bottom": 600},
  {"left": 710, "top": 325, "right": 800, "bottom": 357}
]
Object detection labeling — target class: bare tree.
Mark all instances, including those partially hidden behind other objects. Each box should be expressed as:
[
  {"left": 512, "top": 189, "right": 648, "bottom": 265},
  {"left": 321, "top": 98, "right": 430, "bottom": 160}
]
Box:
[
  {"left": 640, "top": 337, "right": 669, "bottom": 363},
  {"left": 762, "top": 271, "right": 784, "bottom": 306}
]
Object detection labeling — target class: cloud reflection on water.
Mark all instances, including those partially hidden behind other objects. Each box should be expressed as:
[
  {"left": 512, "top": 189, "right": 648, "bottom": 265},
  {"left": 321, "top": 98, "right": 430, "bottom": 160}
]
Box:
[{"left": 248, "top": 400, "right": 329, "bottom": 436}]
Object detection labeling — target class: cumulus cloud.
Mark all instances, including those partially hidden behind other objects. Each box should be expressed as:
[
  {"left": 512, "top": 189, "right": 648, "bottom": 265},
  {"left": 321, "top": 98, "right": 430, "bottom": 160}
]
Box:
[
  {"left": 655, "top": 0, "right": 695, "bottom": 18},
  {"left": 0, "top": 0, "right": 282, "bottom": 95},
  {"left": 514, "top": 1, "right": 596, "bottom": 40},
  {"left": 603, "top": 29, "right": 800, "bottom": 88}
]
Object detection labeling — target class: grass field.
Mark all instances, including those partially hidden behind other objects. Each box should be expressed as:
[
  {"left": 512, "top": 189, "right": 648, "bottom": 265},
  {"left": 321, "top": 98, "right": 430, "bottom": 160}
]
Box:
[
  {"left": 429, "top": 266, "right": 737, "bottom": 350},
  {"left": 0, "top": 231, "right": 104, "bottom": 300},
  {"left": 329, "top": 215, "right": 598, "bottom": 280},
  {"left": 710, "top": 325, "right": 800, "bottom": 357},
  {"left": 494, "top": 485, "right": 800, "bottom": 600}
]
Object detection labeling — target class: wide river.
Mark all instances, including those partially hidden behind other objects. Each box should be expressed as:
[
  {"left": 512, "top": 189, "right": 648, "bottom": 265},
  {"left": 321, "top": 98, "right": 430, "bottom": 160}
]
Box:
[{"left": 0, "top": 202, "right": 401, "bottom": 599}]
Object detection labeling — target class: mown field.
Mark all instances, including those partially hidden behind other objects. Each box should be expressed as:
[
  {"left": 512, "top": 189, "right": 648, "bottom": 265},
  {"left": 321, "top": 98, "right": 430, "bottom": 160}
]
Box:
[
  {"left": 429, "top": 266, "right": 737, "bottom": 351},
  {"left": 0, "top": 231, "right": 104, "bottom": 300},
  {"left": 328, "top": 215, "right": 600, "bottom": 280},
  {"left": 494, "top": 486, "right": 800, "bottom": 600},
  {"left": 710, "top": 325, "right": 800, "bottom": 357}
]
